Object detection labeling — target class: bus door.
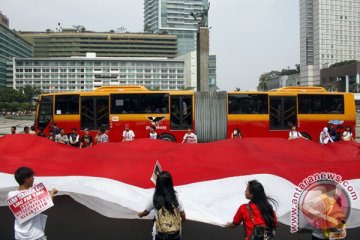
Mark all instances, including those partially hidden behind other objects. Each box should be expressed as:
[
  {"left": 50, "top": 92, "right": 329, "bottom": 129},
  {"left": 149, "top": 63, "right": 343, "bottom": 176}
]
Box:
[
  {"left": 269, "top": 97, "right": 297, "bottom": 130},
  {"left": 170, "top": 95, "right": 193, "bottom": 130},
  {"left": 81, "top": 97, "right": 109, "bottom": 130},
  {"left": 36, "top": 95, "right": 53, "bottom": 130}
]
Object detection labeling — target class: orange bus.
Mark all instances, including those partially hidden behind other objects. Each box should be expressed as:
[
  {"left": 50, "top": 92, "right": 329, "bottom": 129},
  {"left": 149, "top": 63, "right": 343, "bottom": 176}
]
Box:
[
  {"left": 35, "top": 86, "right": 356, "bottom": 142},
  {"left": 35, "top": 86, "right": 194, "bottom": 142},
  {"left": 227, "top": 87, "right": 356, "bottom": 140}
]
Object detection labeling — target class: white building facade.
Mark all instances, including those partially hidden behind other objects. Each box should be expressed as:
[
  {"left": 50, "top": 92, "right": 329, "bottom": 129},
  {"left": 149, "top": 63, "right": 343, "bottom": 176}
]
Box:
[
  {"left": 300, "top": 0, "right": 360, "bottom": 86},
  {"left": 13, "top": 55, "right": 186, "bottom": 93}
]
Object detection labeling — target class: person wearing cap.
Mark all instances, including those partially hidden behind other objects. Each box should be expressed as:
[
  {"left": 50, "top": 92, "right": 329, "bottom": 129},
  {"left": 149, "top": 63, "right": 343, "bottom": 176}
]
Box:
[
  {"left": 80, "top": 128, "right": 93, "bottom": 148},
  {"left": 122, "top": 124, "right": 135, "bottom": 142}
]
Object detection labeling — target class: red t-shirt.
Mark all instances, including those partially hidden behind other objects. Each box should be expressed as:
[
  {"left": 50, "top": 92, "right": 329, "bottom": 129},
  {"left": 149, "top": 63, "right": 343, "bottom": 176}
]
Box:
[{"left": 232, "top": 203, "right": 277, "bottom": 240}]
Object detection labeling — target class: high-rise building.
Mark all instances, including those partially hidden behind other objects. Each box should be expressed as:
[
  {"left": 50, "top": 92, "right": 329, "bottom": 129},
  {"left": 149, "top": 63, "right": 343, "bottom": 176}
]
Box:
[
  {"left": 0, "top": 23, "right": 33, "bottom": 88},
  {"left": 300, "top": 0, "right": 360, "bottom": 86},
  {"left": 144, "top": 0, "right": 208, "bottom": 55},
  {"left": 19, "top": 30, "right": 177, "bottom": 58}
]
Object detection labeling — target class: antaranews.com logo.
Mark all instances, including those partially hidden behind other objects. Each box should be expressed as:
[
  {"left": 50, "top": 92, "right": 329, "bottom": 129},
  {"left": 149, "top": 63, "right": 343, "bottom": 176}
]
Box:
[{"left": 291, "top": 172, "right": 358, "bottom": 233}]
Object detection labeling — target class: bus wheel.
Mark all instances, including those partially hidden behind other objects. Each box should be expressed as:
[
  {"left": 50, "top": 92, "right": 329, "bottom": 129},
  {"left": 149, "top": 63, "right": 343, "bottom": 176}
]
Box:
[
  {"left": 301, "top": 132, "right": 312, "bottom": 141},
  {"left": 159, "top": 134, "right": 176, "bottom": 142}
]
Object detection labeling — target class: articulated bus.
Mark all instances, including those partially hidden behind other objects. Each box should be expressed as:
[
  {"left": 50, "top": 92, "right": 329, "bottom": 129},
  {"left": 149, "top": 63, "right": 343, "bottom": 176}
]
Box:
[{"left": 35, "top": 86, "right": 356, "bottom": 142}]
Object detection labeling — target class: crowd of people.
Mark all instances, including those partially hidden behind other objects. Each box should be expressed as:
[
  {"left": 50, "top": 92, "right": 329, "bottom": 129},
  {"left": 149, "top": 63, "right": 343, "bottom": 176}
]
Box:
[
  {"left": 8, "top": 120, "right": 356, "bottom": 146},
  {"left": 8, "top": 123, "right": 200, "bottom": 146},
  {"left": 288, "top": 121, "right": 355, "bottom": 144}
]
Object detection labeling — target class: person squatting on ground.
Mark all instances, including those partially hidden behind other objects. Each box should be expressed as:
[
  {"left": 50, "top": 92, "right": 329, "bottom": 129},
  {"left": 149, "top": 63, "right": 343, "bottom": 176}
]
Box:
[
  {"left": 182, "top": 128, "right": 197, "bottom": 144},
  {"left": 123, "top": 124, "right": 135, "bottom": 142},
  {"left": 8, "top": 167, "right": 57, "bottom": 240},
  {"left": 226, "top": 180, "right": 278, "bottom": 240},
  {"left": 68, "top": 128, "right": 80, "bottom": 147},
  {"left": 149, "top": 125, "right": 158, "bottom": 139},
  {"left": 138, "top": 171, "right": 186, "bottom": 240},
  {"left": 23, "top": 126, "right": 30, "bottom": 134},
  {"left": 80, "top": 128, "right": 93, "bottom": 148},
  {"left": 288, "top": 123, "right": 306, "bottom": 140},
  {"left": 11, "top": 126, "right": 16, "bottom": 134},
  {"left": 320, "top": 122, "right": 335, "bottom": 145},
  {"left": 342, "top": 126, "right": 354, "bottom": 141},
  {"left": 98, "top": 126, "right": 109, "bottom": 143},
  {"left": 231, "top": 128, "right": 242, "bottom": 139},
  {"left": 54, "top": 128, "right": 68, "bottom": 144}
]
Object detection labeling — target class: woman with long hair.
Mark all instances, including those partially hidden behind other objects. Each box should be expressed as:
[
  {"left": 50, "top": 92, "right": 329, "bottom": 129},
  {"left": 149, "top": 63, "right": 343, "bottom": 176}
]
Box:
[
  {"left": 138, "top": 171, "right": 186, "bottom": 240},
  {"left": 226, "top": 180, "right": 278, "bottom": 240}
]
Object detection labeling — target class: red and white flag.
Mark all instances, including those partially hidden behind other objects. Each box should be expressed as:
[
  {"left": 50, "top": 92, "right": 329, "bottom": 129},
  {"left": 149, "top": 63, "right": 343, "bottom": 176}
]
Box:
[{"left": 0, "top": 135, "right": 359, "bottom": 229}]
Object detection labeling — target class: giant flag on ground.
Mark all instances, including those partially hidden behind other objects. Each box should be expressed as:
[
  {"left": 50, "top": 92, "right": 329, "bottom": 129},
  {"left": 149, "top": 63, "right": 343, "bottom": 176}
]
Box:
[{"left": 0, "top": 135, "right": 359, "bottom": 229}]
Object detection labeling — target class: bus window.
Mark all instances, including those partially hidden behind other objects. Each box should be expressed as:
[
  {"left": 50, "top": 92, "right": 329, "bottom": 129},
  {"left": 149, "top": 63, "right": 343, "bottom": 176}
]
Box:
[
  {"left": 170, "top": 95, "right": 193, "bottom": 130},
  {"left": 298, "top": 94, "right": 344, "bottom": 114},
  {"left": 139, "top": 94, "right": 169, "bottom": 114},
  {"left": 111, "top": 94, "right": 138, "bottom": 114},
  {"left": 111, "top": 93, "right": 169, "bottom": 114},
  {"left": 55, "top": 95, "right": 79, "bottom": 115},
  {"left": 228, "top": 94, "right": 268, "bottom": 114},
  {"left": 37, "top": 95, "right": 53, "bottom": 129}
]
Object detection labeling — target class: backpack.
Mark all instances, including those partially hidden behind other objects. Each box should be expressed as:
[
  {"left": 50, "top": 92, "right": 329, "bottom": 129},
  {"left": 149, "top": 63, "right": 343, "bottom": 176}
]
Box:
[
  {"left": 246, "top": 204, "right": 275, "bottom": 240},
  {"left": 156, "top": 207, "right": 181, "bottom": 233}
]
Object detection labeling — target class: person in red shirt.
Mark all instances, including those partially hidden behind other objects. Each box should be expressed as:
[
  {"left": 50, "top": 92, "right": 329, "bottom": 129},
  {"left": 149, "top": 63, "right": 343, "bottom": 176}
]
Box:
[{"left": 226, "top": 180, "right": 278, "bottom": 240}]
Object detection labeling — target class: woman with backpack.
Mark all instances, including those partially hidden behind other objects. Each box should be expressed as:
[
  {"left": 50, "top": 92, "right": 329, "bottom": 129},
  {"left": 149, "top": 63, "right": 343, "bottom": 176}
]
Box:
[
  {"left": 138, "top": 171, "right": 186, "bottom": 240},
  {"left": 226, "top": 180, "right": 278, "bottom": 240}
]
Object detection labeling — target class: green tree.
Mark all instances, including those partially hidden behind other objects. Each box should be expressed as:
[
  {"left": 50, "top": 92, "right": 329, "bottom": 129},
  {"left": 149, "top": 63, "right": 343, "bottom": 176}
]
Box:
[
  {"left": 0, "top": 88, "right": 24, "bottom": 103},
  {"left": 257, "top": 74, "right": 268, "bottom": 91},
  {"left": 73, "top": 25, "right": 86, "bottom": 32},
  {"left": 8, "top": 102, "right": 20, "bottom": 112},
  {"left": 0, "top": 86, "right": 40, "bottom": 112},
  {"left": 20, "top": 85, "right": 42, "bottom": 102},
  {"left": 19, "top": 102, "right": 34, "bottom": 112}
]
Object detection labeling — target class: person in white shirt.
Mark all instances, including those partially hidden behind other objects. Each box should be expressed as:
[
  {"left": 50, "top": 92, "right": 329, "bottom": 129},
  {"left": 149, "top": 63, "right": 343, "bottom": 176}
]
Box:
[
  {"left": 8, "top": 167, "right": 57, "bottom": 240},
  {"left": 122, "top": 124, "right": 135, "bottom": 142},
  {"left": 342, "top": 126, "right": 354, "bottom": 141},
  {"left": 99, "top": 126, "right": 109, "bottom": 143},
  {"left": 54, "top": 128, "right": 69, "bottom": 144},
  {"left": 149, "top": 125, "right": 158, "bottom": 140},
  {"left": 231, "top": 128, "right": 242, "bottom": 139},
  {"left": 182, "top": 128, "right": 197, "bottom": 143},
  {"left": 288, "top": 124, "right": 305, "bottom": 140}
]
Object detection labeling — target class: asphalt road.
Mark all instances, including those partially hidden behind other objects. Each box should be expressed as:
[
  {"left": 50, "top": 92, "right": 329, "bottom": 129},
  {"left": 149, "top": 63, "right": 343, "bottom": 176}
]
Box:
[{"left": 1, "top": 196, "right": 359, "bottom": 240}]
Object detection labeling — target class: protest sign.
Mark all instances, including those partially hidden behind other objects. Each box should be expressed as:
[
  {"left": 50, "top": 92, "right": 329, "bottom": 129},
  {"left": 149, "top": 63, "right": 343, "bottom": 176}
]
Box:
[{"left": 7, "top": 183, "right": 54, "bottom": 224}]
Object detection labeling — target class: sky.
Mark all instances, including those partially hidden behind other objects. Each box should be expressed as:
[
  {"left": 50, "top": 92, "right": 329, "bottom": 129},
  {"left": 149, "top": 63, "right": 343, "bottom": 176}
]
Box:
[{"left": 1, "top": 0, "right": 300, "bottom": 91}]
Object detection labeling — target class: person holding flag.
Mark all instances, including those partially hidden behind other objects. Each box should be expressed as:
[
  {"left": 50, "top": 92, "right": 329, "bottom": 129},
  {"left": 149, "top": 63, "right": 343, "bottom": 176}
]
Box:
[
  {"left": 138, "top": 171, "right": 186, "bottom": 240},
  {"left": 7, "top": 167, "right": 57, "bottom": 240}
]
